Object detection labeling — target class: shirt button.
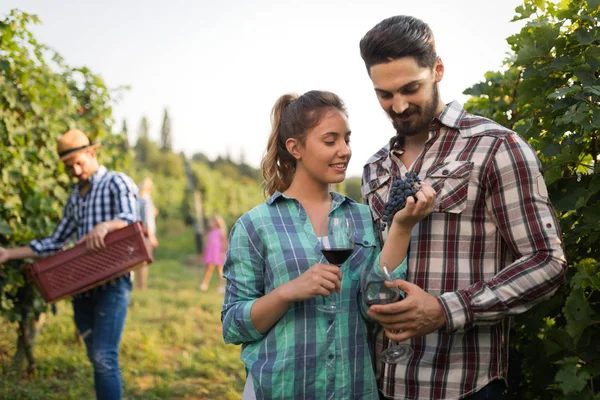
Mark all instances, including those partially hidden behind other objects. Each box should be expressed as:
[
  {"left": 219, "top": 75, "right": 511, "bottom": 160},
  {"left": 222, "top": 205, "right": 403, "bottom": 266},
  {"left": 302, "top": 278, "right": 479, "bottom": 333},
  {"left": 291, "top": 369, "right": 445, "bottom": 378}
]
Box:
[
  {"left": 328, "top": 354, "right": 334, "bottom": 360},
  {"left": 546, "top": 223, "right": 552, "bottom": 228},
  {"left": 442, "top": 169, "right": 449, "bottom": 176}
]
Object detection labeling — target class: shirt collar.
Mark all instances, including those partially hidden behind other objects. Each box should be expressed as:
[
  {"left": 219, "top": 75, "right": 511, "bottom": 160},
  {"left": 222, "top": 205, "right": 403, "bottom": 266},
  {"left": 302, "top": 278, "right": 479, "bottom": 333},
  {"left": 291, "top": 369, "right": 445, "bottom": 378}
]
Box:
[
  {"left": 267, "top": 191, "right": 354, "bottom": 209},
  {"left": 437, "top": 100, "right": 465, "bottom": 130},
  {"left": 87, "top": 165, "right": 107, "bottom": 185}
]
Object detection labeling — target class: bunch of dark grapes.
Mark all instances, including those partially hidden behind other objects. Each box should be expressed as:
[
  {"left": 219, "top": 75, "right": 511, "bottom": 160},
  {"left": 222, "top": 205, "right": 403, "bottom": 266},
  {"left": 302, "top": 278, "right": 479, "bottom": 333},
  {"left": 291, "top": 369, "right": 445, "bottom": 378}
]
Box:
[{"left": 380, "top": 171, "right": 421, "bottom": 231}]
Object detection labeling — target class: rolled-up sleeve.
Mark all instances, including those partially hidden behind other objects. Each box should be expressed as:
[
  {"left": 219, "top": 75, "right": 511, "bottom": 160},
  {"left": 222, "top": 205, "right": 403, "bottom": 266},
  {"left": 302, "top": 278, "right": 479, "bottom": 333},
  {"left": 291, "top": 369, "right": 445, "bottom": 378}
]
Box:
[
  {"left": 29, "top": 200, "right": 77, "bottom": 257},
  {"left": 110, "top": 174, "right": 138, "bottom": 224},
  {"left": 438, "top": 134, "right": 567, "bottom": 332},
  {"left": 221, "top": 219, "right": 266, "bottom": 345}
]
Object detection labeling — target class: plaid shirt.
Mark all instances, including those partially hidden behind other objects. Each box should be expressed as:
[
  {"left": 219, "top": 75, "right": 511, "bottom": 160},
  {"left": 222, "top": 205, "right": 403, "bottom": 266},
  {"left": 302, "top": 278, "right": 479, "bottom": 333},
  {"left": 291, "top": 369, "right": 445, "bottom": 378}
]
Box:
[
  {"left": 221, "top": 192, "right": 406, "bottom": 400},
  {"left": 361, "top": 101, "right": 567, "bottom": 400},
  {"left": 29, "top": 166, "right": 138, "bottom": 288}
]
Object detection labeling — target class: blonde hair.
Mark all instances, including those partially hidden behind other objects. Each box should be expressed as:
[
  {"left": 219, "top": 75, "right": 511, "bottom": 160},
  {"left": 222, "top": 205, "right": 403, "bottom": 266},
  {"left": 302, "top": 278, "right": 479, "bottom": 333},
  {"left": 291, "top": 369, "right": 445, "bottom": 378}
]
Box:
[
  {"left": 211, "top": 215, "right": 227, "bottom": 241},
  {"left": 139, "top": 177, "right": 154, "bottom": 196},
  {"left": 260, "top": 90, "right": 347, "bottom": 197}
]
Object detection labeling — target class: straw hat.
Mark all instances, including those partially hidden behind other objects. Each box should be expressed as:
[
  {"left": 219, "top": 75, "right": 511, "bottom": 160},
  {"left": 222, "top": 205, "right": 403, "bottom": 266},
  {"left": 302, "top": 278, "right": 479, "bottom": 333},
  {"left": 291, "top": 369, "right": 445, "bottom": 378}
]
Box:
[{"left": 56, "top": 129, "right": 100, "bottom": 160}]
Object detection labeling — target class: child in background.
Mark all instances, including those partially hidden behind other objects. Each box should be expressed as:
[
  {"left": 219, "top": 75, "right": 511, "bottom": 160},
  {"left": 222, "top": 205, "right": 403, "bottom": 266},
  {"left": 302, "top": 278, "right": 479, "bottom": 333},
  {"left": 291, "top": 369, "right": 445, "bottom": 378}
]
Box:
[
  {"left": 136, "top": 177, "right": 158, "bottom": 290},
  {"left": 199, "top": 215, "right": 227, "bottom": 293}
]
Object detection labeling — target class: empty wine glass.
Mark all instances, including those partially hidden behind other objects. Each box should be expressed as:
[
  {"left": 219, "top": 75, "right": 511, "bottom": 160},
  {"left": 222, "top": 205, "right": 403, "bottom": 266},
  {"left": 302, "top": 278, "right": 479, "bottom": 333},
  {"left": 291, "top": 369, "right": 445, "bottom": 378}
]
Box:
[
  {"left": 318, "top": 217, "right": 354, "bottom": 314},
  {"left": 360, "top": 262, "right": 413, "bottom": 363}
]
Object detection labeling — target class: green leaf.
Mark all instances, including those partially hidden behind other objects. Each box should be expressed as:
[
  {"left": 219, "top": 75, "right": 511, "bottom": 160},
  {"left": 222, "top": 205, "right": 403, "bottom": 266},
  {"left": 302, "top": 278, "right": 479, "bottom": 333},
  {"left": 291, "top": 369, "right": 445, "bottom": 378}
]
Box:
[
  {"left": 0, "top": 221, "right": 12, "bottom": 235},
  {"left": 555, "top": 358, "right": 591, "bottom": 395},
  {"left": 463, "top": 82, "right": 489, "bottom": 97},
  {"left": 516, "top": 24, "right": 560, "bottom": 65},
  {"left": 545, "top": 328, "right": 574, "bottom": 355},
  {"left": 575, "top": 70, "right": 598, "bottom": 87},
  {"left": 542, "top": 142, "right": 562, "bottom": 157},
  {"left": 585, "top": 86, "right": 600, "bottom": 96},
  {"left": 563, "top": 288, "right": 593, "bottom": 343},
  {"left": 571, "top": 258, "right": 600, "bottom": 290},
  {"left": 575, "top": 28, "right": 596, "bottom": 45},
  {"left": 3, "top": 195, "right": 22, "bottom": 210},
  {"left": 548, "top": 86, "right": 581, "bottom": 99},
  {"left": 511, "top": 4, "right": 536, "bottom": 21},
  {"left": 517, "top": 42, "right": 546, "bottom": 64},
  {"left": 549, "top": 56, "right": 574, "bottom": 70},
  {"left": 592, "top": 109, "right": 600, "bottom": 129},
  {"left": 587, "top": 0, "right": 600, "bottom": 10},
  {"left": 584, "top": 46, "right": 600, "bottom": 72}
]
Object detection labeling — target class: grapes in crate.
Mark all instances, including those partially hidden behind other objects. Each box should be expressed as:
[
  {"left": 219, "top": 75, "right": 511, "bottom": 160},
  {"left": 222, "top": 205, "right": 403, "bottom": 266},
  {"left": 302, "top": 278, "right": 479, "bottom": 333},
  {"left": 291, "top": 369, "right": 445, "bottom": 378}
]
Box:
[{"left": 380, "top": 171, "right": 421, "bottom": 231}]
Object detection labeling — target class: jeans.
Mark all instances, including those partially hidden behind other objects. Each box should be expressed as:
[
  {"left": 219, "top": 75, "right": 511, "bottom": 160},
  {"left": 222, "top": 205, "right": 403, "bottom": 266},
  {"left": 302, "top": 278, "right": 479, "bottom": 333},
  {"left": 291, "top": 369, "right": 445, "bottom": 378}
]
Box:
[
  {"left": 463, "top": 380, "right": 506, "bottom": 400},
  {"left": 73, "top": 276, "right": 132, "bottom": 400}
]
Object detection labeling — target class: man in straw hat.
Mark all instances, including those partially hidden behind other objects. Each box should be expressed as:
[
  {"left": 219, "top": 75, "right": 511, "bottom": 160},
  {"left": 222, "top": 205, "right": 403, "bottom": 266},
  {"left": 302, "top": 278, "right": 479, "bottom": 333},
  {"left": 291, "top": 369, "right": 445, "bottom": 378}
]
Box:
[{"left": 0, "top": 128, "right": 139, "bottom": 400}]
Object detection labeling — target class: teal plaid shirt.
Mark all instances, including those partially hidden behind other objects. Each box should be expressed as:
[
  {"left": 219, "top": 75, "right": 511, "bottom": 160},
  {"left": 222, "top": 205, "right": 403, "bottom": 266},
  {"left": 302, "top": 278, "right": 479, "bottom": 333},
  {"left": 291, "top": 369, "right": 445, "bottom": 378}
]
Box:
[{"left": 221, "top": 191, "right": 406, "bottom": 400}]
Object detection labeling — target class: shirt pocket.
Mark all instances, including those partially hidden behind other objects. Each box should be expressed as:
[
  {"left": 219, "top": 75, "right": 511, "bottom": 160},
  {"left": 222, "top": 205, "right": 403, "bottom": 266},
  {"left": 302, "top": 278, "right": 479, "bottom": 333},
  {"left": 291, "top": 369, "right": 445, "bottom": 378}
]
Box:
[
  {"left": 426, "top": 160, "right": 473, "bottom": 214},
  {"left": 361, "top": 174, "right": 391, "bottom": 226},
  {"left": 347, "top": 232, "right": 378, "bottom": 280}
]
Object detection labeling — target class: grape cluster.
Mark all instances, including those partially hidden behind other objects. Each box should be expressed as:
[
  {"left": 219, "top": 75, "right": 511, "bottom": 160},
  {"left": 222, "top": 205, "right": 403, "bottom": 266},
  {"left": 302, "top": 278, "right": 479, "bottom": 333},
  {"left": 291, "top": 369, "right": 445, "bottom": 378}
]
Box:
[{"left": 380, "top": 171, "right": 421, "bottom": 231}]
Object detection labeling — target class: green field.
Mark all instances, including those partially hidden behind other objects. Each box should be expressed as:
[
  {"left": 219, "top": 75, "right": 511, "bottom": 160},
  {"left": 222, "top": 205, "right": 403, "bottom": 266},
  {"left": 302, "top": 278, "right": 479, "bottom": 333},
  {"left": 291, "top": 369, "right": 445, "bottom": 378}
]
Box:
[{"left": 0, "top": 229, "right": 245, "bottom": 400}]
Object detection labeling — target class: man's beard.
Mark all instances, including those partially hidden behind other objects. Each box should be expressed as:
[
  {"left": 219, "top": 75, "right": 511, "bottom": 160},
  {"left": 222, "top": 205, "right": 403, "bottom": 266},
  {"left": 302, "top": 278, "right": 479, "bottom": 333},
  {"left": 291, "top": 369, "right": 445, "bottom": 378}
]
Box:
[{"left": 388, "top": 83, "right": 439, "bottom": 140}]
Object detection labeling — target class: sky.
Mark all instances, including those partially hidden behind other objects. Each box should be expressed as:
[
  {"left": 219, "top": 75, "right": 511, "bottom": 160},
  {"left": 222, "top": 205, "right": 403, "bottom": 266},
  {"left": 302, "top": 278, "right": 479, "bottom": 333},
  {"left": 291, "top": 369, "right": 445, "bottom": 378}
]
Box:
[{"left": 6, "top": 0, "right": 526, "bottom": 177}]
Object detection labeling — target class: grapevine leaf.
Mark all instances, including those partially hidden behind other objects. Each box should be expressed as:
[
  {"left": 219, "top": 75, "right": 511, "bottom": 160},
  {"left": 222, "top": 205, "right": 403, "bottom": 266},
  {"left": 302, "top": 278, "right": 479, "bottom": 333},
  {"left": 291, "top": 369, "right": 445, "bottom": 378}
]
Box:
[
  {"left": 0, "top": 221, "right": 12, "bottom": 235},
  {"left": 555, "top": 358, "right": 591, "bottom": 395},
  {"left": 563, "top": 288, "right": 593, "bottom": 343}
]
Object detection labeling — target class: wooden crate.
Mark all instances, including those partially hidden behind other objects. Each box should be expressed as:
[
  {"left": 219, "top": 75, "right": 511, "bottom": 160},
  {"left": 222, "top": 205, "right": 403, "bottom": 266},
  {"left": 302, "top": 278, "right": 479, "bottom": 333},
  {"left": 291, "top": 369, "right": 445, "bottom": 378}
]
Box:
[{"left": 24, "top": 221, "right": 152, "bottom": 303}]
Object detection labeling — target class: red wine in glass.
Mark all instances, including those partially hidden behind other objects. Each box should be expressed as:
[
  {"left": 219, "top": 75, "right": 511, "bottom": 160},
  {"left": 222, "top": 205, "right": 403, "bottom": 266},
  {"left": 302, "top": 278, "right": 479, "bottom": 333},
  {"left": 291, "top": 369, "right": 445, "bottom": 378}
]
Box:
[
  {"left": 321, "top": 248, "right": 354, "bottom": 266},
  {"left": 318, "top": 217, "right": 354, "bottom": 314}
]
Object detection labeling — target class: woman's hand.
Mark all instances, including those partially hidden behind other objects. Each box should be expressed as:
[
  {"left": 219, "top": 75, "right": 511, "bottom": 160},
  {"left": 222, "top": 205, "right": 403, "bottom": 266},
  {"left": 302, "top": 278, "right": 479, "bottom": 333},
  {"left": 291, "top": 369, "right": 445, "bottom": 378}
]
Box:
[
  {"left": 392, "top": 182, "right": 436, "bottom": 230},
  {"left": 281, "top": 263, "right": 342, "bottom": 302}
]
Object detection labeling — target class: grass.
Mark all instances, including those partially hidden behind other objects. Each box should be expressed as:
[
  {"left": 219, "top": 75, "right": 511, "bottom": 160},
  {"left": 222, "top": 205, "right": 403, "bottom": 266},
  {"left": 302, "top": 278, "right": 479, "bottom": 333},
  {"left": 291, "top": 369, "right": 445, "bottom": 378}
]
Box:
[{"left": 0, "top": 228, "right": 245, "bottom": 399}]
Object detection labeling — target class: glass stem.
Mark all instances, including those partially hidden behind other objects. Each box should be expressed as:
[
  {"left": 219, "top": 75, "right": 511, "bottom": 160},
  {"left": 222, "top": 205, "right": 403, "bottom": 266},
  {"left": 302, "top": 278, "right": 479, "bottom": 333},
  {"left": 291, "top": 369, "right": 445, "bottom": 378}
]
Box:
[{"left": 333, "top": 264, "right": 341, "bottom": 309}]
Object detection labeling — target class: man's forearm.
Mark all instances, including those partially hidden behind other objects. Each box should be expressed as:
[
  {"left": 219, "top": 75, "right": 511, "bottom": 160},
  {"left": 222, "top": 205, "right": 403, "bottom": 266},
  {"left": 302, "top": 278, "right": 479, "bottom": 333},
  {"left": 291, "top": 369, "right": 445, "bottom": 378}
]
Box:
[
  {"left": 102, "top": 219, "right": 128, "bottom": 233},
  {"left": 8, "top": 246, "right": 37, "bottom": 261}
]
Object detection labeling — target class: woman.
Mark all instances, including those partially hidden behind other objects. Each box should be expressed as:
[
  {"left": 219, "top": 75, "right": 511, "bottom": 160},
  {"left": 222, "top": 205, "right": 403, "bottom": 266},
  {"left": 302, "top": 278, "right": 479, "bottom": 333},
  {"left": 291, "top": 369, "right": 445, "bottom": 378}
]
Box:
[{"left": 221, "top": 91, "right": 435, "bottom": 399}]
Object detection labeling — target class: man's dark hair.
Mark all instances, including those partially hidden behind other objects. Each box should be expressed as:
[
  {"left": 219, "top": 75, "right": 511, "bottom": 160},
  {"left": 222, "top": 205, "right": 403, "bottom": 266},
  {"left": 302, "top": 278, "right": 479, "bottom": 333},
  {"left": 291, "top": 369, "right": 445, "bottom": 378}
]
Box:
[{"left": 359, "top": 15, "right": 437, "bottom": 73}]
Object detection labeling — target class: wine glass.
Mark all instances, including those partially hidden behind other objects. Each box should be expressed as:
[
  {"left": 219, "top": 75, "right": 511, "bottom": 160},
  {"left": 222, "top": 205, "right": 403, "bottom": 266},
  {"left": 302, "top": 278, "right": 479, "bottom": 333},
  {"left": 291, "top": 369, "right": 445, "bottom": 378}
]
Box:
[
  {"left": 317, "top": 217, "right": 354, "bottom": 314},
  {"left": 360, "top": 262, "right": 413, "bottom": 363}
]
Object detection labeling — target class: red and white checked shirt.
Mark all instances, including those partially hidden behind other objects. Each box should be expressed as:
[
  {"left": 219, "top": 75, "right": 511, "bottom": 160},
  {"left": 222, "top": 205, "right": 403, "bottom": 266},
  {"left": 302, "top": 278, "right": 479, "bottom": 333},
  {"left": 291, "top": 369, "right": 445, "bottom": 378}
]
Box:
[{"left": 361, "top": 101, "right": 567, "bottom": 400}]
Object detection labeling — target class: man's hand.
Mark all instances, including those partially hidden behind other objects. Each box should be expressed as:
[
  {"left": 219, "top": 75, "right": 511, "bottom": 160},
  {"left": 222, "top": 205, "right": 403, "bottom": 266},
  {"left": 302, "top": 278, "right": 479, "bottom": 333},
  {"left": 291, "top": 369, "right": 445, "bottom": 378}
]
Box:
[
  {"left": 0, "top": 247, "right": 10, "bottom": 266},
  {"left": 391, "top": 182, "right": 437, "bottom": 229},
  {"left": 0, "top": 246, "right": 36, "bottom": 267},
  {"left": 367, "top": 280, "right": 447, "bottom": 342},
  {"left": 77, "top": 223, "right": 109, "bottom": 252}
]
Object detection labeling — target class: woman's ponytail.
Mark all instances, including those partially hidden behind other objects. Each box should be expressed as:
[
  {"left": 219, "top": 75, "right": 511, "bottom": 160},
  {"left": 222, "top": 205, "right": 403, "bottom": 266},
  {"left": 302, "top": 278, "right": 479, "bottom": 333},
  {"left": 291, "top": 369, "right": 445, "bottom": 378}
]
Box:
[{"left": 260, "top": 93, "right": 298, "bottom": 196}]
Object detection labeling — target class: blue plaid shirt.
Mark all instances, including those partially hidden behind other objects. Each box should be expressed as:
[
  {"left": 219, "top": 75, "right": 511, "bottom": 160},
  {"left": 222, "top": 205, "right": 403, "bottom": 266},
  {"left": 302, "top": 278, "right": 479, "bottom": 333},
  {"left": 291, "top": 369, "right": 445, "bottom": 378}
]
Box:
[
  {"left": 30, "top": 166, "right": 139, "bottom": 256},
  {"left": 221, "top": 191, "right": 406, "bottom": 400}
]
